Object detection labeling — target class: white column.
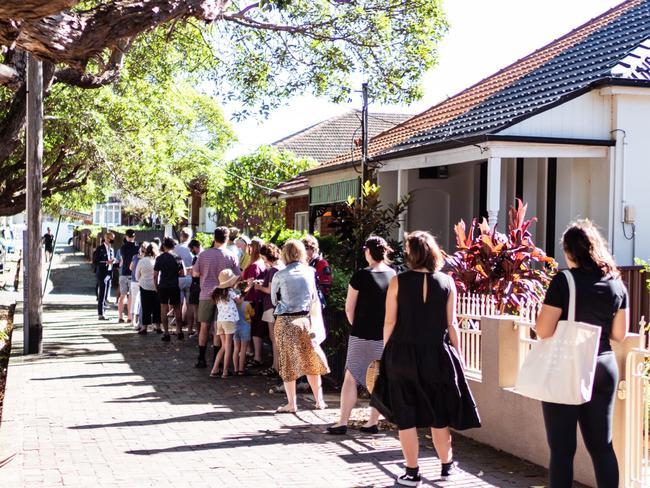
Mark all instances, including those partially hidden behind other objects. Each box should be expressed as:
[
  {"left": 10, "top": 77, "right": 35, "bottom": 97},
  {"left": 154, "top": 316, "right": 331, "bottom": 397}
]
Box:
[
  {"left": 487, "top": 157, "right": 501, "bottom": 228},
  {"left": 397, "top": 169, "right": 408, "bottom": 241}
]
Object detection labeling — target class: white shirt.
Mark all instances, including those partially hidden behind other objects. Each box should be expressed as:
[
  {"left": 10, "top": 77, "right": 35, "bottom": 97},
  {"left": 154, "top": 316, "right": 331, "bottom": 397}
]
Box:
[
  {"left": 216, "top": 289, "right": 239, "bottom": 322},
  {"left": 135, "top": 257, "right": 156, "bottom": 291},
  {"left": 104, "top": 242, "right": 114, "bottom": 271}
]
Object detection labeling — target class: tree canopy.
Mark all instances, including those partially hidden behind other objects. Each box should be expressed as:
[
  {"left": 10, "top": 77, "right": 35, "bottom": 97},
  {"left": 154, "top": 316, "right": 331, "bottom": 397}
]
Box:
[
  {"left": 207, "top": 145, "right": 313, "bottom": 234},
  {"left": 0, "top": 0, "right": 447, "bottom": 217}
]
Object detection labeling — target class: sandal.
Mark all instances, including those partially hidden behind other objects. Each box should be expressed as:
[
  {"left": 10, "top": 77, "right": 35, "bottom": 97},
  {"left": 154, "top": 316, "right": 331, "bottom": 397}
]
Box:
[
  {"left": 261, "top": 367, "right": 278, "bottom": 377},
  {"left": 313, "top": 401, "right": 328, "bottom": 410},
  {"left": 276, "top": 404, "right": 297, "bottom": 413},
  {"left": 237, "top": 370, "right": 250, "bottom": 377},
  {"left": 209, "top": 369, "right": 223, "bottom": 377},
  {"left": 247, "top": 359, "right": 264, "bottom": 368}
]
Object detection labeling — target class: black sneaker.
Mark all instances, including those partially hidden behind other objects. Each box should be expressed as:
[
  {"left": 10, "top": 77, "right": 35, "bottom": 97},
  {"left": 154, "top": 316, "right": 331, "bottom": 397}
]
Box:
[
  {"left": 161, "top": 334, "right": 171, "bottom": 342},
  {"left": 440, "top": 461, "right": 461, "bottom": 481},
  {"left": 194, "top": 358, "right": 207, "bottom": 369},
  {"left": 177, "top": 332, "right": 184, "bottom": 340},
  {"left": 396, "top": 471, "right": 422, "bottom": 486}
]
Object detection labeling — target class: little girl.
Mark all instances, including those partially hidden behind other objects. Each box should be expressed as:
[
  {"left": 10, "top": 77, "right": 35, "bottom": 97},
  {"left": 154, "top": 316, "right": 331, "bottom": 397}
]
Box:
[{"left": 210, "top": 269, "right": 241, "bottom": 378}]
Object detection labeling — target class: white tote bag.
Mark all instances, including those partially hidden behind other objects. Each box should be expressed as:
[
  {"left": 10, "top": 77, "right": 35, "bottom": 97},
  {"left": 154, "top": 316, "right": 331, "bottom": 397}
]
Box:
[{"left": 515, "top": 270, "right": 601, "bottom": 405}]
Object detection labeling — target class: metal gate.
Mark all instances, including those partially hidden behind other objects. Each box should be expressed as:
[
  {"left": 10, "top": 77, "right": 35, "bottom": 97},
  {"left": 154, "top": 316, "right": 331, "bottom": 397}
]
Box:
[{"left": 625, "top": 324, "right": 649, "bottom": 487}]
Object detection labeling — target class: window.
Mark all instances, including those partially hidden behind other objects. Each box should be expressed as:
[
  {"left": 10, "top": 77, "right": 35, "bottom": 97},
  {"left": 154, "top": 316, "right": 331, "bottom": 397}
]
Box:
[
  {"left": 93, "top": 203, "right": 122, "bottom": 226},
  {"left": 294, "top": 212, "right": 309, "bottom": 232}
]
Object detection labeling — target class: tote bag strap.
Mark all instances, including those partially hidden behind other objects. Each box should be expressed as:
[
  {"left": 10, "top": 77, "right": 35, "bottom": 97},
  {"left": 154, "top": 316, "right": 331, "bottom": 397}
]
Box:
[{"left": 562, "top": 269, "right": 577, "bottom": 322}]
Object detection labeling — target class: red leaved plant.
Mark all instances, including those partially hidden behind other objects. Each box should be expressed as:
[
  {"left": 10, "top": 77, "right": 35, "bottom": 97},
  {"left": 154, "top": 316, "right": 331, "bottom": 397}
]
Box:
[{"left": 446, "top": 199, "right": 558, "bottom": 315}]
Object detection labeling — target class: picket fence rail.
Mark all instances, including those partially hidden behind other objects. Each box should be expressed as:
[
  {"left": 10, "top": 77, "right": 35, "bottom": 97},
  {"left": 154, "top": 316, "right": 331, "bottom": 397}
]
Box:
[{"left": 456, "top": 292, "right": 542, "bottom": 381}]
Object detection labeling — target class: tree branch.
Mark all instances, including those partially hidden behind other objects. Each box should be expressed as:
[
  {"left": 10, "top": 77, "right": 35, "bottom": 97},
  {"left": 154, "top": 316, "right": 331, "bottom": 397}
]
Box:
[
  {"left": 0, "top": 63, "right": 19, "bottom": 86},
  {"left": 0, "top": 1, "right": 79, "bottom": 22},
  {"left": 54, "top": 37, "right": 132, "bottom": 88},
  {"left": 0, "top": 0, "right": 232, "bottom": 70}
]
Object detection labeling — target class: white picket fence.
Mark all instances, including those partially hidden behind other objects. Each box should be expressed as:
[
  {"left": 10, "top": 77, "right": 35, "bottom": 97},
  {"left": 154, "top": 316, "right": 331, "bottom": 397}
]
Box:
[
  {"left": 625, "top": 323, "right": 650, "bottom": 487},
  {"left": 456, "top": 292, "right": 542, "bottom": 381}
]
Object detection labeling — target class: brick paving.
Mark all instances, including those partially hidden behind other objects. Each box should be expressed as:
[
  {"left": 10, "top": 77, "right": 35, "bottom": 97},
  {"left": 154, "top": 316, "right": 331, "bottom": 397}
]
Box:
[{"left": 0, "top": 249, "right": 560, "bottom": 487}]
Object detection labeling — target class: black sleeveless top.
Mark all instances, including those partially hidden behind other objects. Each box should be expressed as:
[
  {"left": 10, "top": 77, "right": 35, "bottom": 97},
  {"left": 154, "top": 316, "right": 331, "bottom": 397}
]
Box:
[{"left": 391, "top": 270, "right": 451, "bottom": 346}]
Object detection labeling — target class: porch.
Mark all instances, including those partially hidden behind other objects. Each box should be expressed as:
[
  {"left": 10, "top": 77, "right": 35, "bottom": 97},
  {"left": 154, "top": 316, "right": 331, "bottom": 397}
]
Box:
[{"left": 378, "top": 137, "right": 615, "bottom": 265}]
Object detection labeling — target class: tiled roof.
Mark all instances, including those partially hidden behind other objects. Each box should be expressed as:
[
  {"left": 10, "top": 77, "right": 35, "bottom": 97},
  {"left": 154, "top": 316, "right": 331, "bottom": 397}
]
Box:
[
  {"left": 275, "top": 174, "right": 309, "bottom": 193},
  {"left": 320, "top": 0, "right": 650, "bottom": 171},
  {"left": 612, "top": 37, "right": 650, "bottom": 79},
  {"left": 272, "top": 110, "right": 411, "bottom": 164}
]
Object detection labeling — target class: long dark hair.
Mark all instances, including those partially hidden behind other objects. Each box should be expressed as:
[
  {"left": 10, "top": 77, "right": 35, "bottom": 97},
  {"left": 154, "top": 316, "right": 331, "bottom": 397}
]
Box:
[
  {"left": 211, "top": 286, "right": 232, "bottom": 303},
  {"left": 561, "top": 219, "right": 618, "bottom": 277}
]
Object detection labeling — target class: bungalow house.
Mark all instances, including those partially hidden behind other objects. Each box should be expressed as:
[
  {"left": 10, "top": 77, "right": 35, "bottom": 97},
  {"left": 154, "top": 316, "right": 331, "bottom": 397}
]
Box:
[
  {"left": 273, "top": 110, "right": 411, "bottom": 233},
  {"left": 308, "top": 0, "right": 650, "bottom": 272}
]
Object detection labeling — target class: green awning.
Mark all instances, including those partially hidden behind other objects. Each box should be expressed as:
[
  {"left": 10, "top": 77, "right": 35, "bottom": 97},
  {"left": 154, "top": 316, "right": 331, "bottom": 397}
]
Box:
[{"left": 309, "top": 178, "right": 360, "bottom": 206}]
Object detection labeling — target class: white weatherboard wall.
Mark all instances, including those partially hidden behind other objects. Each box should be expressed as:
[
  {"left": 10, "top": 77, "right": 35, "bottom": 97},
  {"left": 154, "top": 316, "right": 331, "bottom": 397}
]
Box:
[
  {"left": 500, "top": 90, "right": 612, "bottom": 140},
  {"left": 554, "top": 157, "right": 611, "bottom": 265},
  {"left": 609, "top": 91, "right": 650, "bottom": 265},
  {"left": 404, "top": 162, "right": 479, "bottom": 252}
]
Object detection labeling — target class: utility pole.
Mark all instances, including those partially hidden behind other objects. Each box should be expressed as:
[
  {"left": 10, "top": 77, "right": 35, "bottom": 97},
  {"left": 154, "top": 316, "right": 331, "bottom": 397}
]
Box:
[
  {"left": 360, "top": 82, "right": 369, "bottom": 206},
  {"left": 24, "top": 53, "right": 43, "bottom": 354}
]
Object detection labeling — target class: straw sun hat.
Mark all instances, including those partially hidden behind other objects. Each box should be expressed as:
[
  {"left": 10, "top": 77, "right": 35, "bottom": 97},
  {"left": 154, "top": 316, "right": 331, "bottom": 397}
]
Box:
[{"left": 217, "top": 269, "right": 239, "bottom": 289}]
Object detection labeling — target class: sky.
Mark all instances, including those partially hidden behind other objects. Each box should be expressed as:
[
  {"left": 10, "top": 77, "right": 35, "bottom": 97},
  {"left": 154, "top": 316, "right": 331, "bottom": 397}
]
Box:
[{"left": 223, "top": 0, "right": 624, "bottom": 160}]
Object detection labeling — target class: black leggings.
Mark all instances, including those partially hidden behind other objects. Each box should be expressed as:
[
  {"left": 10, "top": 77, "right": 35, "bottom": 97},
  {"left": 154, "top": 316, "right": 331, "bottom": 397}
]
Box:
[
  {"left": 140, "top": 287, "right": 161, "bottom": 326},
  {"left": 542, "top": 352, "right": 618, "bottom": 488}
]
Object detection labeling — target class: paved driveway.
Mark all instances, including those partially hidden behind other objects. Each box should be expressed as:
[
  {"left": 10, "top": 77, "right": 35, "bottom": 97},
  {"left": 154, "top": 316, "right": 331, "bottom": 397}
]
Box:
[{"left": 0, "top": 249, "right": 559, "bottom": 487}]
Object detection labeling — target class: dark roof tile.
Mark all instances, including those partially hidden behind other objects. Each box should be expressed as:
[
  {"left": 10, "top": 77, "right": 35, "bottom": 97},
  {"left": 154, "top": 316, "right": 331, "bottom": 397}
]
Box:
[{"left": 320, "top": 0, "right": 650, "bottom": 169}]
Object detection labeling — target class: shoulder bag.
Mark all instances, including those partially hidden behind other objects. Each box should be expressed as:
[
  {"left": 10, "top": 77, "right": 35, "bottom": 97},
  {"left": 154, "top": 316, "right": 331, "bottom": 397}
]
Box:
[{"left": 515, "top": 270, "right": 601, "bottom": 405}]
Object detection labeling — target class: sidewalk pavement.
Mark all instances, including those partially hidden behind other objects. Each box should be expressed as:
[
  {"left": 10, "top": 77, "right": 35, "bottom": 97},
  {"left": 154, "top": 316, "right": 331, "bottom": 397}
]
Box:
[{"left": 0, "top": 248, "right": 563, "bottom": 487}]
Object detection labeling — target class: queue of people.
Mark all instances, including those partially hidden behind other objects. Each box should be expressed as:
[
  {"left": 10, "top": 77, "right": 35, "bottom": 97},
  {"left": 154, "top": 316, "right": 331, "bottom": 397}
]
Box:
[{"left": 91, "top": 219, "right": 627, "bottom": 487}]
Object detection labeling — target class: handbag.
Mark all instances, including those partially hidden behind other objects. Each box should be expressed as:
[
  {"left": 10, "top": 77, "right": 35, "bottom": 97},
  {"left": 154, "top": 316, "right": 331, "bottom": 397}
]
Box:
[
  {"left": 514, "top": 270, "right": 602, "bottom": 405},
  {"left": 366, "top": 360, "right": 381, "bottom": 394}
]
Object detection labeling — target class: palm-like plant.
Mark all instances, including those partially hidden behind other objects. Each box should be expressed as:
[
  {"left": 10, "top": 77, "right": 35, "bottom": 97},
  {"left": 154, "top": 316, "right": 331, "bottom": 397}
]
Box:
[{"left": 446, "top": 199, "right": 557, "bottom": 314}]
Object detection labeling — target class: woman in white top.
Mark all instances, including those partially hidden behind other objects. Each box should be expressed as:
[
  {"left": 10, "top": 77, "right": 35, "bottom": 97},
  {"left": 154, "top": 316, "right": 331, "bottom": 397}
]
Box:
[{"left": 135, "top": 242, "right": 161, "bottom": 334}]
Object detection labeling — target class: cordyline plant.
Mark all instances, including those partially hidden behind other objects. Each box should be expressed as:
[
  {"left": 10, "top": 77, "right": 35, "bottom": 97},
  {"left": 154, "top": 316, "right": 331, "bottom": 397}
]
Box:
[{"left": 445, "top": 199, "right": 558, "bottom": 315}]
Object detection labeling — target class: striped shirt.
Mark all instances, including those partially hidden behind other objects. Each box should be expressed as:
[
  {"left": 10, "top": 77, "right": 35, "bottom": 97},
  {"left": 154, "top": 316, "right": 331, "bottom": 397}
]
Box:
[{"left": 195, "top": 246, "right": 240, "bottom": 300}]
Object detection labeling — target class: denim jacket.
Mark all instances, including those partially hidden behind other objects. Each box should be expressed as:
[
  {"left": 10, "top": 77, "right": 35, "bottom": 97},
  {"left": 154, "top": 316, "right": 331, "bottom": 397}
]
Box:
[{"left": 271, "top": 262, "right": 316, "bottom": 315}]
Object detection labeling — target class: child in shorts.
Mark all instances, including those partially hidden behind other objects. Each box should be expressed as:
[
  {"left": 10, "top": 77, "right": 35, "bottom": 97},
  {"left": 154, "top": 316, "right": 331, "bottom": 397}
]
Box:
[
  {"left": 233, "top": 287, "right": 253, "bottom": 376},
  {"left": 210, "top": 269, "right": 240, "bottom": 378}
]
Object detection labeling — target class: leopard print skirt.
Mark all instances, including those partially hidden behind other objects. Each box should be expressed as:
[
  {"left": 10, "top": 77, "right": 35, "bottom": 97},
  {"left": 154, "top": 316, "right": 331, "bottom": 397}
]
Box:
[{"left": 274, "top": 315, "right": 330, "bottom": 382}]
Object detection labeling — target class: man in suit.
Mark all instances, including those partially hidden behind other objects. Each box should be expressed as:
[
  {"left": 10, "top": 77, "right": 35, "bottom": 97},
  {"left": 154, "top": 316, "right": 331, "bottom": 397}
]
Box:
[{"left": 93, "top": 232, "right": 115, "bottom": 320}]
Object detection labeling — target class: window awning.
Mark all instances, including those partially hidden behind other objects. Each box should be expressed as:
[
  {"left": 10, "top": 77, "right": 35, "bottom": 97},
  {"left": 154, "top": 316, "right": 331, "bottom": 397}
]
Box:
[{"left": 309, "top": 178, "right": 360, "bottom": 206}]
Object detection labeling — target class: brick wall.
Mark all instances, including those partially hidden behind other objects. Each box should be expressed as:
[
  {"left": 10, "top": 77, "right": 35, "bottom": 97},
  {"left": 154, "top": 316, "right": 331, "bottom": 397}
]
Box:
[{"left": 284, "top": 196, "right": 308, "bottom": 229}]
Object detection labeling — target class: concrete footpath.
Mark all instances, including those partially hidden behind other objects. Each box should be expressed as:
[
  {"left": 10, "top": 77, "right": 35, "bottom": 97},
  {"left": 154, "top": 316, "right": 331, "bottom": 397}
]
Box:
[{"left": 0, "top": 248, "right": 562, "bottom": 487}]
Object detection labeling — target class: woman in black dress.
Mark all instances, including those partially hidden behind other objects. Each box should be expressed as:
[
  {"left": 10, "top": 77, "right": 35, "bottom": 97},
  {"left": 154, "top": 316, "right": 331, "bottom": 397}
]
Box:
[{"left": 371, "top": 231, "right": 480, "bottom": 486}]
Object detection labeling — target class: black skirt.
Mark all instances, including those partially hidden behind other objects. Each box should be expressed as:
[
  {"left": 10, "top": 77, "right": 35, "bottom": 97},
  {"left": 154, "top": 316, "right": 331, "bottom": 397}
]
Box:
[{"left": 370, "top": 338, "right": 481, "bottom": 431}]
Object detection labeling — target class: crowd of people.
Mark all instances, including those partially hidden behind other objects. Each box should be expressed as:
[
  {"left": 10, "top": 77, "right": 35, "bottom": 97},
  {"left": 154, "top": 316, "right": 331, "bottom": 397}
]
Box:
[{"left": 91, "top": 220, "right": 628, "bottom": 487}]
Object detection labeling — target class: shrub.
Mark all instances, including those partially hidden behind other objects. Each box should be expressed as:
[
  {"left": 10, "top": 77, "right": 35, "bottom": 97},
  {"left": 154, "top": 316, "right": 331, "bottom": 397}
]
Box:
[
  {"left": 194, "top": 232, "right": 214, "bottom": 250},
  {"left": 331, "top": 181, "right": 409, "bottom": 272},
  {"left": 262, "top": 228, "right": 310, "bottom": 248},
  {"left": 445, "top": 199, "right": 558, "bottom": 314}
]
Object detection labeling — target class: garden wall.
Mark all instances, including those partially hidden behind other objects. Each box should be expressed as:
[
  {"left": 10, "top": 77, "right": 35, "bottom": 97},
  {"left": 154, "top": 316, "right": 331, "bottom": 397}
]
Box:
[{"left": 463, "top": 316, "right": 639, "bottom": 488}]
